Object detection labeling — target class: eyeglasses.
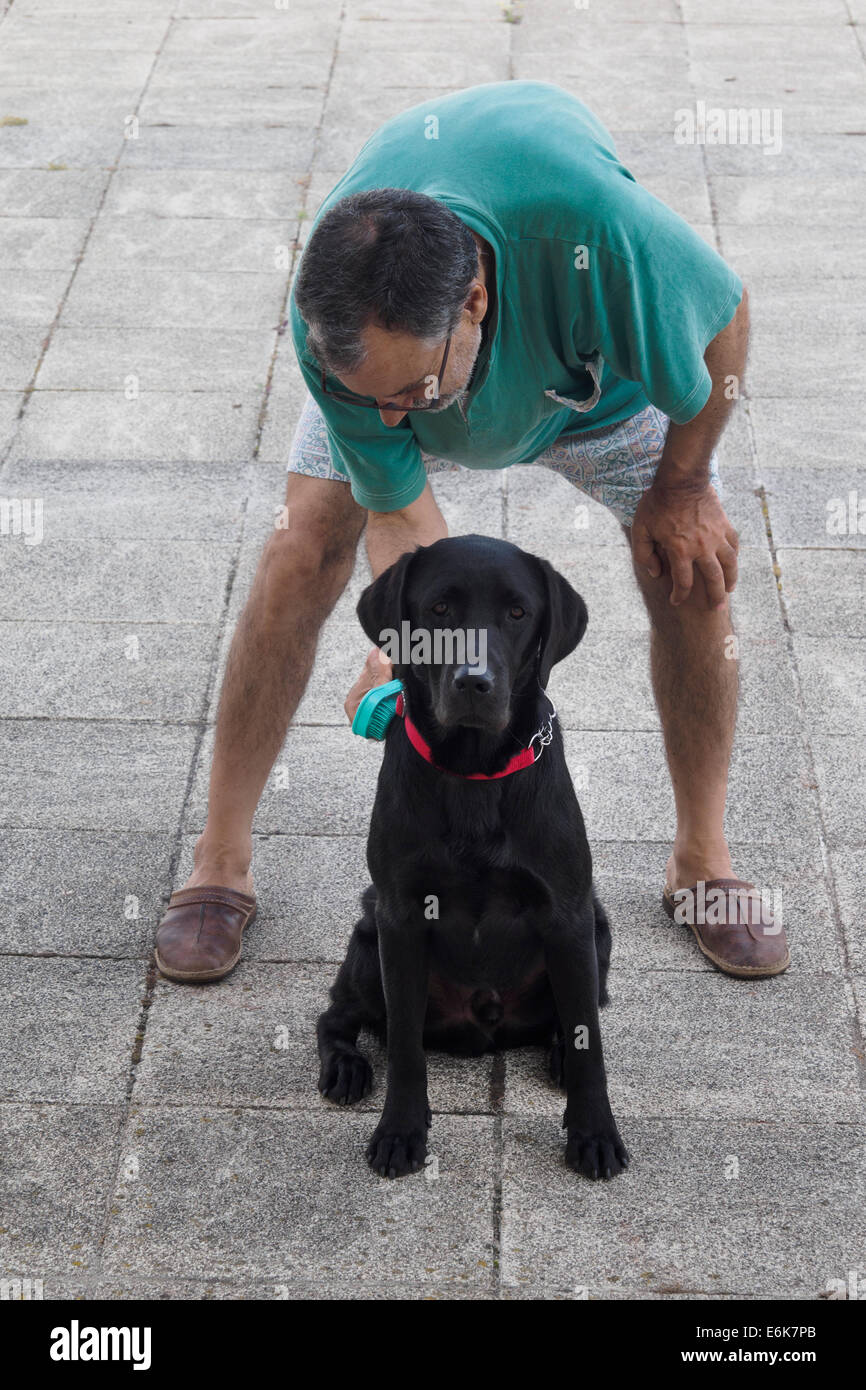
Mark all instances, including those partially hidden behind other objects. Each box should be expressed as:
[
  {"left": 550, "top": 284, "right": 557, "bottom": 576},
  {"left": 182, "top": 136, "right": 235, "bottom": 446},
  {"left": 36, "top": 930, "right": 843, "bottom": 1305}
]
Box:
[{"left": 318, "top": 334, "right": 452, "bottom": 412}]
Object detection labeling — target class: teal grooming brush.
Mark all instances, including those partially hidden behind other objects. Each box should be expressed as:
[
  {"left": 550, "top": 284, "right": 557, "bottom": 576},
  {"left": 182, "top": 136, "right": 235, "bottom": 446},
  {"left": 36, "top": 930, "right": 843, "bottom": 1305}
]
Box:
[{"left": 351, "top": 679, "right": 403, "bottom": 741}]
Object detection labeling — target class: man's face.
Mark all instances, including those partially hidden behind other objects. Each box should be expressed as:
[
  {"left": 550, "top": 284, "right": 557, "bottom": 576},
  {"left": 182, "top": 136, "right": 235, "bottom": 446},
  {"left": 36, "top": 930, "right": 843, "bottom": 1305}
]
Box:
[{"left": 334, "top": 280, "right": 488, "bottom": 427}]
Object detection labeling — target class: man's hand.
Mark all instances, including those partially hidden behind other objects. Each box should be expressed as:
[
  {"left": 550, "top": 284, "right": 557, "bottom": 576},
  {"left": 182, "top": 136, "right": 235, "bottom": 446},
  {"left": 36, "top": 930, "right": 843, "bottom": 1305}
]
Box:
[
  {"left": 631, "top": 480, "right": 739, "bottom": 609},
  {"left": 344, "top": 646, "right": 395, "bottom": 725}
]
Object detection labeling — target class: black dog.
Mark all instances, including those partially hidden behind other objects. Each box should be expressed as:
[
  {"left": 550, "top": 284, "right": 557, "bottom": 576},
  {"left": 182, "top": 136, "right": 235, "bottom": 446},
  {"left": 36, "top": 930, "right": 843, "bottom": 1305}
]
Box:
[{"left": 317, "top": 534, "right": 628, "bottom": 1181}]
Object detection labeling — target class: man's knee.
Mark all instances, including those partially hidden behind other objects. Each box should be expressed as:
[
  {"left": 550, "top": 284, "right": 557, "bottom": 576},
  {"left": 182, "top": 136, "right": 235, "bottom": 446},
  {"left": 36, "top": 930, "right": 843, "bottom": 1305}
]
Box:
[
  {"left": 254, "top": 477, "right": 365, "bottom": 621},
  {"left": 622, "top": 523, "right": 731, "bottom": 623}
]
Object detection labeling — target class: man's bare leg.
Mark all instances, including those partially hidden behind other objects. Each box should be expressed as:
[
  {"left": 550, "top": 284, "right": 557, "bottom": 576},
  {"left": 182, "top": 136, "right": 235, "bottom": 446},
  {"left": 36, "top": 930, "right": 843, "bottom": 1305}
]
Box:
[
  {"left": 185, "top": 473, "right": 366, "bottom": 895},
  {"left": 625, "top": 527, "right": 737, "bottom": 894}
]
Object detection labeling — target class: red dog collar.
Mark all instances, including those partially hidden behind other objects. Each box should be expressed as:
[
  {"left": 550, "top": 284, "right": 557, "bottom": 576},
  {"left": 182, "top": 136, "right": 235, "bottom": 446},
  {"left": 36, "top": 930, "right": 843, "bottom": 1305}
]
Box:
[{"left": 394, "top": 691, "right": 556, "bottom": 780}]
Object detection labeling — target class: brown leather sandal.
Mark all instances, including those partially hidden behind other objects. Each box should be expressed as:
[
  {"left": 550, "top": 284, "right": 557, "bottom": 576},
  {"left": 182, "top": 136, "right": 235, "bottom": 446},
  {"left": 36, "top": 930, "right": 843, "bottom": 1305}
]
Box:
[
  {"left": 662, "top": 876, "right": 790, "bottom": 978},
  {"left": 155, "top": 885, "right": 257, "bottom": 983}
]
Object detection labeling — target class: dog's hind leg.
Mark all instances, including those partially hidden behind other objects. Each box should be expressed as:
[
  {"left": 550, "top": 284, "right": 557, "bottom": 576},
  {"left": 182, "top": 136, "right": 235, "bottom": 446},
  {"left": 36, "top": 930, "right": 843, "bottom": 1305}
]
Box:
[
  {"left": 316, "top": 887, "right": 383, "bottom": 1105},
  {"left": 593, "top": 888, "right": 612, "bottom": 1009}
]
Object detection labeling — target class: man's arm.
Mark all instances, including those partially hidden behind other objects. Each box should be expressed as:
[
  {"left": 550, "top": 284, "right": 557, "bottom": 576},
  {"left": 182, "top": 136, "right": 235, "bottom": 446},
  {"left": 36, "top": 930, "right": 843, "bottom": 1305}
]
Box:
[
  {"left": 631, "top": 287, "right": 749, "bottom": 609},
  {"left": 343, "top": 482, "right": 448, "bottom": 723},
  {"left": 365, "top": 479, "right": 448, "bottom": 578}
]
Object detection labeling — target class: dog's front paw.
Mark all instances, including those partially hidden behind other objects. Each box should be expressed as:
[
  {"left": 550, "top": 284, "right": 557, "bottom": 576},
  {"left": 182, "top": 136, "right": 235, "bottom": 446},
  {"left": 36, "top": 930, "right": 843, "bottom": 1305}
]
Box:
[
  {"left": 565, "top": 1124, "right": 630, "bottom": 1181},
  {"left": 318, "top": 1049, "right": 373, "bottom": 1105},
  {"left": 366, "top": 1113, "right": 430, "bottom": 1179}
]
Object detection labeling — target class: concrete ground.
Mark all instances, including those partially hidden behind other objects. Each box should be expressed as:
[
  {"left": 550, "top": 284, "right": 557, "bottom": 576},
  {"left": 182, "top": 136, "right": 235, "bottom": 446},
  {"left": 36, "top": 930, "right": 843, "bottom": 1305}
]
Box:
[{"left": 0, "top": 0, "right": 864, "bottom": 1301}]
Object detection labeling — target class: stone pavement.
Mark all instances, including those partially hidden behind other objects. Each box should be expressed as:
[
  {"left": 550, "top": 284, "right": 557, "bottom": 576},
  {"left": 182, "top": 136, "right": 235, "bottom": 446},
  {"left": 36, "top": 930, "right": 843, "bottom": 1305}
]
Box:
[{"left": 0, "top": 0, "right": 864, "bottom": 1301}]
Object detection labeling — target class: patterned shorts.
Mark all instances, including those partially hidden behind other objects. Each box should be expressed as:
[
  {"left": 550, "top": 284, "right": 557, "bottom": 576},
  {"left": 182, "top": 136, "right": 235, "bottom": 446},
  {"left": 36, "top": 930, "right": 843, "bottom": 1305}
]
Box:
[{"left": 287, "top": 393, "right": 723, "bottom": 526}]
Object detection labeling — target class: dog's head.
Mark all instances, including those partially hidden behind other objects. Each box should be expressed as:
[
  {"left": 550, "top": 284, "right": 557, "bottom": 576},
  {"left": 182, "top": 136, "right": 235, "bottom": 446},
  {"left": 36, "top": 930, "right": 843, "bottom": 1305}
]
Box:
[{"left": 357, "top": 534, "right": 587, "bottom": 735}]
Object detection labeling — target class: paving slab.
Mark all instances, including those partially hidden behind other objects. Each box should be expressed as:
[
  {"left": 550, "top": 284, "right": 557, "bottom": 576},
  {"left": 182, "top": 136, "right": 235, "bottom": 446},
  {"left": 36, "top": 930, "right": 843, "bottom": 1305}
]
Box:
[
  {"left": 119, "top": 125, "right": 317, "bottom": 171},
  {"left": 0, "top": 1103, "right": 125, "bottom": 1279},
  {"left": 343, "top": 0, "right": 503, "bottom": 18},
  {"left": 777, "top": 548, "right": 866, "bottom": 637},
  {"left": 0, "top": 621, "right": 217, "bottom": 721},
  {"left": 139, "top": 84, "right": 324, "bottom": 128},
  {"left": 567, "top": 730, "right": 819, "bottom": 844},
  {"left": 0, "top": 828, "right": 173, "bottom": 957},
  {"left": 745, "top": 329, "right": 866, "bottom": 398},
  {"left": 682, "top": 0, "right": 848, "bottom": 20},
  {"left": 720, "top": 223, "right": 865, "bottom": 284},
  {"left": 0, "top": 719, "right": 197, "bottom": 831},
  {"left": 159, "top": 13, "right": 341, "bottom": 57},
  {"left": 746, "top": 287, "right": 866, "bottom": 354},
  {"left": 0, "top": 957, "right": 147, "bottom": 1102},
  {"left": 504, "top": 970, "right": 864, "bottom": 1125},
  {"left": 686, "top": 24, "right": 865, "bottom": 134},
  {"left": 0, "top": 459, "right": 250, "bottom": 539},
  {"left": 0, "top": 52, "right": 155, "bottom": 89},
  {"left": 8, "top": 391, "right": 260, "bottom": 463},
  {"left": 103, "top": 168, "right": 311, "bottom": 220},
  {"left": 0, "top": 270, "right": 68, "bottom": 326},
  {"left": 0, "top": 539, "right": 234, "bottom": 623},
  {"left": 830, "top": 849, "right": 866, "bottom": 974},
  {"left": 0, "top": 12, "right": 167, "bottom": 49},
  {"left": 811, "top": 736, "right": 866, "bottom": 848},
  {"left": 102, "top": 1105, "right": 498, "bottom": 1289},
  {"left": 852, "top": 976, "right": 866, "bottom": 1042},
  {"left": 135, "top": 961, "right": 494, "bottom": 1115},
  {"left": 793, "top": 636, "right": 866, "bottom": 738},
  {"left": 329, "top": 48, "right": 509, "bottom": 92},
  {"left": 0, "top": 391, "right": 23, "bottom": 454},
  {"left": 38, "top": 328, "right": 274, "bottom": 395},
  {"left": 712, "top": 172, "right": 866, "bottom": 227},
  {"left": 0, "top": 168, "right": 106, "bottom": 218},
  {"left": 500, "top": 1118, "right": 866, "bottom": 1298},
  {"left": 0, "top": 327, "right": 44, "bottom": 390},
  {"left": 61, "top": 264, "right": 287, "bottom": 329},
  {"left": 751, "top": 398, "right": 865, "bottom": 473},
  {"left": 0, "top": 216, "right": 89, "bottom": 269},
  {"left": 85, "top": 215, "right": 297, "bottom": 272},
  {"left": 761, "top": 466, "right": 866, "bottom": 549},
  {"left": 0, "top": 119, "right": 123, "bottom": 171}
]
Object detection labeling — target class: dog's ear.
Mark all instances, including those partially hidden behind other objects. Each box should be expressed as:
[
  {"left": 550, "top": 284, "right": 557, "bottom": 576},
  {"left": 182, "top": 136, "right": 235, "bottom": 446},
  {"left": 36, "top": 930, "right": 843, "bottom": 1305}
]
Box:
[
  {"left": 356, "top": 549, "right": 417, "bottom": 652},
  {"left": 533, "top": 556, "right": 588, "bottom": 687}
]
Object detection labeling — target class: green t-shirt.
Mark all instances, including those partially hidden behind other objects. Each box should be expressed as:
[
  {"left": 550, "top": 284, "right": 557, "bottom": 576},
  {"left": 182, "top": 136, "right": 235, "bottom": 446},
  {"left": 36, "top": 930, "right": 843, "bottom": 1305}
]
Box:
[{"left": 290, "top": 80, "right": 743, "bottom": 513}]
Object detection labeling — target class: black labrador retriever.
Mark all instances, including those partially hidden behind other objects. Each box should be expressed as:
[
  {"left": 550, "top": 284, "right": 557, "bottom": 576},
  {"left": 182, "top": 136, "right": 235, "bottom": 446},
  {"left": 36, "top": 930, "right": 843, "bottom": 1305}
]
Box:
[{"left": 317, "top": 534, "right": 629, "bottom": 1181}]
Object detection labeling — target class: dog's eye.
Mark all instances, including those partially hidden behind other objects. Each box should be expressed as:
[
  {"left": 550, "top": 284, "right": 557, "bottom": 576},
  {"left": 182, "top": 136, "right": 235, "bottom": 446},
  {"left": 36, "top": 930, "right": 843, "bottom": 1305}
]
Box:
[
  {"left": 509, "top": 605, "right": 526, "bottom": 620},
  {"left": 431, "top": 601, "right": 449, "bottom": 617}
]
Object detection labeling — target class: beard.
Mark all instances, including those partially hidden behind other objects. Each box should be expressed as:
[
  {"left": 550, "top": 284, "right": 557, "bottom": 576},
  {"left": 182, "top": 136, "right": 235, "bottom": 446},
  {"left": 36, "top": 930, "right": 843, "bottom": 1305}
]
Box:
[{"left": 408, "top": 322, "right": 483, "bottom": 412}]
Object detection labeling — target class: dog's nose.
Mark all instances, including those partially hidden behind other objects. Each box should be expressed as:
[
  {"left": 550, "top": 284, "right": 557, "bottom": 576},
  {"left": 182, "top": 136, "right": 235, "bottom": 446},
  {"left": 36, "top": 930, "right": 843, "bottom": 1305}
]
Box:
[{"left": 453, "top": 666, "right": 493, "bottom": 695}]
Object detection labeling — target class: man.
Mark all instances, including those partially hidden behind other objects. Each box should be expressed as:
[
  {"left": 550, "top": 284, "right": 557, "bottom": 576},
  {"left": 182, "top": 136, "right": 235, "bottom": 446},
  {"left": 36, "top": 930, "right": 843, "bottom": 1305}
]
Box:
[{"left": 155, "top": 80, "right": 788, "bottom": 983}]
